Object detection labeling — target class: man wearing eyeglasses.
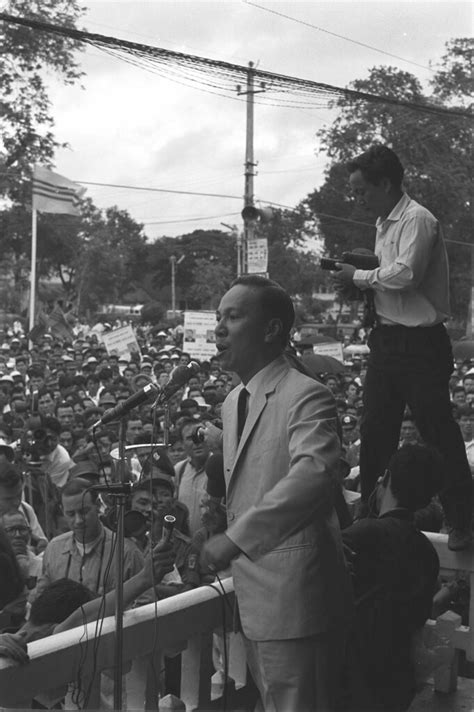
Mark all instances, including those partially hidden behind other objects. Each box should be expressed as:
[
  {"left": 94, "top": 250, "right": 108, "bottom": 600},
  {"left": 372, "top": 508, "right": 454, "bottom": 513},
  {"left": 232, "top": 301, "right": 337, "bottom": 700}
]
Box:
[{"left": 0, "top": 510, "right": 42, "bottom": 591}]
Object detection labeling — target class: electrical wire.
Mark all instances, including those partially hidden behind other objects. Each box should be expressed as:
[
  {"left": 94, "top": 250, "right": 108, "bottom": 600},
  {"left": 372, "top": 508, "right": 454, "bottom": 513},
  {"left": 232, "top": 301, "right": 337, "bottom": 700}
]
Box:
[
  {"left": 76, "top": 180, "right": 243, "bottom": 201},
  {"left": 243, "top": 0, "right": 433, "bottom": 72},
  {"left": 0, "top": 12, "right": 471, "bottom": 121},
  {"left": 143, "top": 212, "right": 241, "bottom": 226}
]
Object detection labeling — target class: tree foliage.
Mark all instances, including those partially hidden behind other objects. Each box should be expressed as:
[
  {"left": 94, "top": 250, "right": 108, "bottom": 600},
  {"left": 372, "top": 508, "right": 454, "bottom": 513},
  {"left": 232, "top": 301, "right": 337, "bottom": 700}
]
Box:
[
  {"left": 255, "top": 208, "right": 323, "bottom": 306},
  {"left": 0, "top": 0, "right": 85, "bottom": 200}
]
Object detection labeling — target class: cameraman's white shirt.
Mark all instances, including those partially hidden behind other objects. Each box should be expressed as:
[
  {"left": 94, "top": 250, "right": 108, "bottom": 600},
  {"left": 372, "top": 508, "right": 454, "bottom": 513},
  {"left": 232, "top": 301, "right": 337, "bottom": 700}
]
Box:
[{"left": 42, "top": 444, "right": 73, "bottom": 488}]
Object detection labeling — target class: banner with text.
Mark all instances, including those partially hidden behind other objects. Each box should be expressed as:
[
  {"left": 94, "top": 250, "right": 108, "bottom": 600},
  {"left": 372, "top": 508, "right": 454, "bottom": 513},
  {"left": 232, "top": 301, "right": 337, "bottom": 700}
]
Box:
[
  {"left": 102, "top": 325, "right": 141, "bottom": 360},
  {"left": 313, "top": 341, "right": 344, "bottom": 362},
  {"left": 183, "top": 310, "right": 217, "bottom": 361}
]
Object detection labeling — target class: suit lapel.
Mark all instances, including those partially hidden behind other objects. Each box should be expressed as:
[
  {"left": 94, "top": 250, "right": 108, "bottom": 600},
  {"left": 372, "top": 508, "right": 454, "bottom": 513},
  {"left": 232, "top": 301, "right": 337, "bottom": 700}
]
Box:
[{"left": 226, "top": 357, "right": 289, "bottom": 485}]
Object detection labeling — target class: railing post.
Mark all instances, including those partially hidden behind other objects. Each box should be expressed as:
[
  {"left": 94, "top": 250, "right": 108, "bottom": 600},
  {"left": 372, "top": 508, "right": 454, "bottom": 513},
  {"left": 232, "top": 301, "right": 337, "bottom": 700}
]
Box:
[
  {"left": 433, "top": 610, "right": 462, "bottom": 693},
  {"left": 144, "top": 650, "right": 164, "bottom": 710},
  {"left": 468, "top": 570, "right": 474, "bottom": 663}
]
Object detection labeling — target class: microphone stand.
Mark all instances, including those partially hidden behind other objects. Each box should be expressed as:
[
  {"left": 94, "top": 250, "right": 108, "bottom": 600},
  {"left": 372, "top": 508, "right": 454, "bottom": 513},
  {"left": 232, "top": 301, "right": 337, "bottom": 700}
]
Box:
[
  {"left": 112, "top": 417, "right": 128, "bottom": 711},
  {"left": 162, "top": 400, "right": 170, "bottom": 449}
]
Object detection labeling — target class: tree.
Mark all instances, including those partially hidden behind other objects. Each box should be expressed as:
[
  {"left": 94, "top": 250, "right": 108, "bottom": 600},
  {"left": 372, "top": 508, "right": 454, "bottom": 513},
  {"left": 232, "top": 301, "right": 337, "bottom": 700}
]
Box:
[
  {"left": 0, "top": 0, "right": 85, "bottom": 200},
  {"left": 303, "top": 39, "right": 473, "bottom": 325},
  {"left": 186, "top": 258, "right": 233, "bottom": 310},
  {"left": 255, "top": 208, "right": 323, "bottom": 303},
  {"left": 0, "top": 1, "right": 86, "bottom": 314},
  {"left": 73, "top": 205, "right": 149, "bottom": 314},
  {"left": 141, "top": 301, "right": 166, "bottom": 325}
]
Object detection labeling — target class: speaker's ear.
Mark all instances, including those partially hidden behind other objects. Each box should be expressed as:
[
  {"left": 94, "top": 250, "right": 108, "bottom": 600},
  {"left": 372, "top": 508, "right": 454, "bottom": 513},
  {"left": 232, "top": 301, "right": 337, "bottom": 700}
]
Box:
[
  {"left": 264, "top": 318, "right": 283, "bottom": 343},
  {"left": 382, "top": 468, "right": 391, "bottom": 487}
]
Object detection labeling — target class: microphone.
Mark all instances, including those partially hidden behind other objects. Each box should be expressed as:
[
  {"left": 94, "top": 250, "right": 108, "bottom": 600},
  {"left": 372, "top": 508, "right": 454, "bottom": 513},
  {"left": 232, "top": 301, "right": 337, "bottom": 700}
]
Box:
[
  {"left": 93, "top": 382, "right": 159, "bottom": 427},
  {"left": 89, "top": 482, "right": 133, "bottom": 495},
  {"left": 205, "top": 452, "right": 226, "bottom": 499},
  {"left": 155, "top": 361, "right": 200, "bottom": 404},
  {"left": 161, "top": 514, "right": 176, "bottom": 544}
]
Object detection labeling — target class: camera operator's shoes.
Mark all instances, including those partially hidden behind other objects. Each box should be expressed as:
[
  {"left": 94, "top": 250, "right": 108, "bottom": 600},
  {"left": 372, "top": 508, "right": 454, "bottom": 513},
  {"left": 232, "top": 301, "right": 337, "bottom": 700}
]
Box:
[{"left": 447, "top": 528, "right": 472, "bottom": 551}]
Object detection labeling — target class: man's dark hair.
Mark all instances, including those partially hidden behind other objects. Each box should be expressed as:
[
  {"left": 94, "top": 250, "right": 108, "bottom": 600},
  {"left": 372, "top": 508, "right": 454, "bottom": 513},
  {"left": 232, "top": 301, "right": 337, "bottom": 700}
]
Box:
[
  {"left": 37, "top": 387, "right": 54, "bottom": 399},
  {"left": 387, "top": 444, "right": 443, "bottom": 511},
  {"left": 30, "top": 578, "right": 94, "bottom": 625},
  {"left": 0, "top": 421, "right": 13, "bottom": 439},
  {"left": 55, "top": 401, "right": 74, "bottom": 415},
  {"left": 178, "top": 416, "right": 201, "bottom": 439},
  {"left": 231, "top": 275, "right": 295, "bottom": 346},
  {"left": 28, "top": 366, "right": 44, "bottom": 379},
  {"left": 42, "top": 415, "right": 61, "bottom": 435},
  {"left": 98, "top": 367, "right": 112, "bottom": 381},
  {"left": 0, "top": 462, "right": 22, "bottom": 489},
  {"left": 456, "top": 404, "right": 472, "bottom": 418},
  {"left": 347, "top": 145, "right": 404, "bottom": 189},
  {"left": 62, "top": 476, "right": 98, "bottom": 502}
]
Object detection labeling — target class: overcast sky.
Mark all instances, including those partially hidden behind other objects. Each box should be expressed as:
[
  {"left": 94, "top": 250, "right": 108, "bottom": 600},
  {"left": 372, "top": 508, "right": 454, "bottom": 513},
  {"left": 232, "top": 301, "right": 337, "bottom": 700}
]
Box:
[{"left": 45, "top": 0, "right": 471, "bottom": 241}]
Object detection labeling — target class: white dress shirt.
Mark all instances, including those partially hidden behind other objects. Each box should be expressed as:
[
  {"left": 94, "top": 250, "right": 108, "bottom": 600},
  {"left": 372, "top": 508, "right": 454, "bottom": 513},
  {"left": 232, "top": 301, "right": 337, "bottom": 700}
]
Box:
[{"left": 353, "top": 193, "right": 450, "bottom": 327}]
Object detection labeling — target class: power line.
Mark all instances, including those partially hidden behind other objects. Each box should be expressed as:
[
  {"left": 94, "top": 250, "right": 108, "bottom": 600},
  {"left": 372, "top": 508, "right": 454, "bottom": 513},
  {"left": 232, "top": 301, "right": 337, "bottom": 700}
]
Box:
[
  {"left": 1, "top": 12, "right": 471, "bottom": 120},
  {"left": 73, "top": 179, "right": 374, "bottom": 229},
  {"left": 143, "top": 212, "right": 241, "bottom": 226},
  {"left": 76, "top": 180, "right": 243, "bottom": 201},
  {"left": 243, "top": 0, "right": 432, "bottom": 72}
]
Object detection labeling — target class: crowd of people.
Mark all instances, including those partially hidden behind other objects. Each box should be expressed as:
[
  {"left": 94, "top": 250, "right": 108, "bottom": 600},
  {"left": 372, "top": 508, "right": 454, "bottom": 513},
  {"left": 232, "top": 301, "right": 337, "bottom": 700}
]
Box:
[
  {"left": 0, "top": 145, "right": 473, "bottom": 711},
  {"left": 0, "top": 294, "right": 470, "bottom": 709}
]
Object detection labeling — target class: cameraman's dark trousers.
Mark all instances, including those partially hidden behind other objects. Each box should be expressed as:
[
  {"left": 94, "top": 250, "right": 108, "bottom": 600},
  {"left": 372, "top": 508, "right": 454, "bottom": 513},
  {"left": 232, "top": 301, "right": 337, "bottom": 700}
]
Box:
[{"left": 359, "top": 322, "right": 472, "bottom": 531}]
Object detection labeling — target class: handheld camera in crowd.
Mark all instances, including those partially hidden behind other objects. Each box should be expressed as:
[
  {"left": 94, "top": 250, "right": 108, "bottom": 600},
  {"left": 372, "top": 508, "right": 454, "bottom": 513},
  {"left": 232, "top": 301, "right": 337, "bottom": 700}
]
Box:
[
  {"left": 190, "top": 420, "right": 223, "bottom": 444},
  {"left": 320, "top": 251, "right": 379, "bottom": 272}
]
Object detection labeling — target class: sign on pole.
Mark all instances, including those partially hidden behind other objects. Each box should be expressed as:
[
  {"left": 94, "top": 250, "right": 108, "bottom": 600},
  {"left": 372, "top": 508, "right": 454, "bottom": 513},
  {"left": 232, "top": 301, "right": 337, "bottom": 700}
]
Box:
[
  {"left": 102, "top": 325, "right": 141, "bottom": 360},
  {"left": 183, "top": 311, "right": 217, "bottom": 361},
  {"left": 247, "top": 238, "right": 268, "bottom": 274}
]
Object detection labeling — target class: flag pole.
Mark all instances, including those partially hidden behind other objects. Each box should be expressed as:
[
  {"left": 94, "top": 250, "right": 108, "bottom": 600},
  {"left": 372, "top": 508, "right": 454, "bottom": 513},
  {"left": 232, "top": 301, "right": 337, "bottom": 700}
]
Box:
[{"left": 29, "top": 208, "right": 38, "bottom": 350}]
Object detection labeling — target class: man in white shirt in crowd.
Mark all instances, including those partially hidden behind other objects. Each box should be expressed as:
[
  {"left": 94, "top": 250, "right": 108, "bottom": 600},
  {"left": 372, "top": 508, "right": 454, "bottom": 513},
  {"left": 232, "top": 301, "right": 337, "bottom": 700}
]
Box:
[{"left": 174, "top": 417, "right": 210, "bottom": 535}]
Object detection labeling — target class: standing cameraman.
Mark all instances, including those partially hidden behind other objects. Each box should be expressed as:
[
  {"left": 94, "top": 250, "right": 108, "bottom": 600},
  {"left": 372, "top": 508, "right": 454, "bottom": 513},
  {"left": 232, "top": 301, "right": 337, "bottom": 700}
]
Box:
[{"left": 333, "top": 144, "right": 472, "bottom": 551}]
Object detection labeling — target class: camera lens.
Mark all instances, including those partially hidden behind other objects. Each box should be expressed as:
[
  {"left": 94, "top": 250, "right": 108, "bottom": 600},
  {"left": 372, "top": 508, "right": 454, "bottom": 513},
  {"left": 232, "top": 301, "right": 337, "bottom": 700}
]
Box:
[{"left": 191, "top": 425, "right": 204, "bottom": 444}]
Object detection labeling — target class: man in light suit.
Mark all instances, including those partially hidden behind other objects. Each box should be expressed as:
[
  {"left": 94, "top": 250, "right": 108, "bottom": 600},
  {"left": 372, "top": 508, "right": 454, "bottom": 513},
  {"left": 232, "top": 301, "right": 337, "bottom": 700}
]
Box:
[{"left": 202, "top": 275, "right": 351, "bottom": 712}]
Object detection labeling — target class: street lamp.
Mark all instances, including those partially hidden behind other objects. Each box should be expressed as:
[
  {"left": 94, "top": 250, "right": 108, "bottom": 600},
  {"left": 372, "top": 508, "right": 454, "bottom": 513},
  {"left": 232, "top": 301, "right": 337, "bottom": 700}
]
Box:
[
  {"left": 221, "top": 222, "right": 243, "bottom": 277},
  {"left": 170, "top": 254, "right": 185, "bottom": 319}
]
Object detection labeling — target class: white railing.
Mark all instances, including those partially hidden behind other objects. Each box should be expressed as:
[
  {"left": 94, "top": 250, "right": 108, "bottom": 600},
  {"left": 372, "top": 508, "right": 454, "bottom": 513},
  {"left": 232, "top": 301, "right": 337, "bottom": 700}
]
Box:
[
  {"left": 0, "top": 534, "right": 472, "bottom": 709},
  {"left": 423, "top": 532, "right": 474, "bottom": 694},
  {"left": 0, "top": 577, "right": 246, "bottom": 710}
]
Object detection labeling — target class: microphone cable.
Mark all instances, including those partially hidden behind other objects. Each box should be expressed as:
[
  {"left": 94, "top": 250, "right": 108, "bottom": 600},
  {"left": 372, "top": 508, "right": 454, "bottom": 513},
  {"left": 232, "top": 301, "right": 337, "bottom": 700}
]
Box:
[
  {"left": 145, "top": 402, "right": 171, "bottom": 702},
  {"left": 82, "top": 527, "right": 117, "bottom": 708},
  {"left": 73, "top": 488, "right": 118, "bottom": 709},
  {"left": 204, "top": 571, "right": 235, "bottom": 712}
]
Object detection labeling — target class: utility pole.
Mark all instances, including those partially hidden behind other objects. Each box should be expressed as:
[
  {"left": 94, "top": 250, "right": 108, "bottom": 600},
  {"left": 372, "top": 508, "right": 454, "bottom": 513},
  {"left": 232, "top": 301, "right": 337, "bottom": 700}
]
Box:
[{"left": 237, "top": 62, "right": 265, "bottom": 273}]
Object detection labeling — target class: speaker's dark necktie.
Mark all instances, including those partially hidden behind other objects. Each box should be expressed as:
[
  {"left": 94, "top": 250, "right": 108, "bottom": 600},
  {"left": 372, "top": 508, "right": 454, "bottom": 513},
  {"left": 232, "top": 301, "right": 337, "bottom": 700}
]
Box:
[{"left": 237, "top": 387, "right": 249, "bottom": 441}]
